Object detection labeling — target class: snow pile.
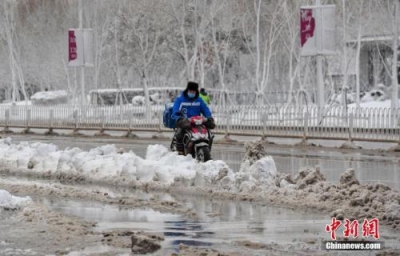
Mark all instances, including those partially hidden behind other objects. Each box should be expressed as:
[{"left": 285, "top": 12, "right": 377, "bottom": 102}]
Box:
[
  {"left": 360, "top": 85, "right": 387, "bottom": 103},
  {"left": 30, "top": 90, "right": 69, "bottom": 105},
  {"left": 132, "top": 95, "right": 145, "bottom": 105},
  {"left": 0, "top": 138, "right": 234, "bottom": 187},
  {"left": 149, "top": 92, "right": 163, "bottom": 104},
  {"left": 132, "top": 93, "right": 164, "bottom": 106},
  {"left": 327, "top": 85, "right": 389, "bottom": 107},
  {"left": 234, "top": 156, "right": 277, "bottom": 193},
  {"left": 234, "top": 141, "right": 277, "bottom": 193},
  {"left": 265, "top": 166, "right": 400, "bottom": 231},
  {"left": 0, "top": 189, "right": 31, "bottom": 210},
  {"left": 242, "top": 141, "right": 267, "bottom": 165}
]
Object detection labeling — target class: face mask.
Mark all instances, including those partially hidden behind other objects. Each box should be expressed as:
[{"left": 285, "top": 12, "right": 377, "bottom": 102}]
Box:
[{"left": 188, "top": 92, "right": 196, "bottom": 98}]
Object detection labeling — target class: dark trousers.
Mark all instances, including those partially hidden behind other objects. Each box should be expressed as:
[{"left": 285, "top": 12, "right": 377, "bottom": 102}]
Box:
[{"left": 175, "top": 128, "right": 185, "bottom": 151}]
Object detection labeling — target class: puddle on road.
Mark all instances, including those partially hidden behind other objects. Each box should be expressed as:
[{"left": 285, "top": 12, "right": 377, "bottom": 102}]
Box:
[
  {"left": 35, "top": 194, "right": 400, "bottom": 255},
  {"left": 37, "top": 197, "right": 325, "bottom": 255}
]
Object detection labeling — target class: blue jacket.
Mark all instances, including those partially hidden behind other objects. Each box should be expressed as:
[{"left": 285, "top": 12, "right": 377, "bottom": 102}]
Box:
[{"left": 172, "top": 91, "right": 212, "bottom": 121}]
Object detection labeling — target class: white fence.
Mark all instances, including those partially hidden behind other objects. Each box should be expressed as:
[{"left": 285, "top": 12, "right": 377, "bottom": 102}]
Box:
[{"left": 0, "top": 104, "right": 400, "bottom": 143}]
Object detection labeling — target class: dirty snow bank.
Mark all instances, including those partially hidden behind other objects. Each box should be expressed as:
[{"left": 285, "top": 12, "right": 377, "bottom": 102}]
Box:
[
  {"left": 218, "top": 141, "right": 400, "bottom": 231},
  {"left": 0, "top": 138, "right": 235, "bottom": 188}
]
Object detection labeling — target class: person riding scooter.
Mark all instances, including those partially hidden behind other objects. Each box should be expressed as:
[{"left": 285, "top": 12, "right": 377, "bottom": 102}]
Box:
[{"left": 171, "top": 81, "right": 215, "bottom": 155}]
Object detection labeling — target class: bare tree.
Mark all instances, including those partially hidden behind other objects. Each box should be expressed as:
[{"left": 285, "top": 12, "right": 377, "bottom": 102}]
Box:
[
  {"left": 209, "top": 0, "right": 232, "bottom": 105},
  {"left": 85, "top": 0, "right": 116, "bottom": 91},
  {"left": 5, "top": 0, "right": 74, "bottom": 100},
  {"left": 163, "top": 0, "right": 199, "bottom": 81},
  {"left": 2, "top": 0, "right": 19, "bottom": 102},
  {"left": 118, "top": 0, "right": 162, "bottom": 119},
  {"left": 352, "top": 0, "right": 369, "bottom": 107},
  {"left": 242, "top": 0, "right": 285, "bottom": 106},
  {"left": 195, "top": 1, "right": 214, "bottom": 89},
  {"left": 281, "top": 0, "right": 302, "bottom": 107}
]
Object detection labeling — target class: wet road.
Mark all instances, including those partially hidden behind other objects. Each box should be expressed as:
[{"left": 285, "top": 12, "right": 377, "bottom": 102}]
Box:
[
  {"left": 8, "top": 134, "right": 400, "bottom": 191},
  {"left": 34, "top": 196, "right": 328, "bottom": 254},
  {"left": 28, "top": 186, "right": 399, "bottom": 255}
]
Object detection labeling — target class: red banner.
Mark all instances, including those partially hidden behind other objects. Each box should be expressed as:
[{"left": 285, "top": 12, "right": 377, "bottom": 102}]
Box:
[
  {"left": 68, "top": 30, "right": 77, "bottom": 61},
  {"left": 300, "top": 9, "right": 315, "bottom": 47}
]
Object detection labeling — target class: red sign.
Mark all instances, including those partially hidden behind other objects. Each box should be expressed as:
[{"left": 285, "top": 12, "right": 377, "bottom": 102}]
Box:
[
  {"left": 69, "top": 30, "right": 77, "bottom": 61},
  {"left": 300, "top": 9, "right": 315, "bottom": 47}
]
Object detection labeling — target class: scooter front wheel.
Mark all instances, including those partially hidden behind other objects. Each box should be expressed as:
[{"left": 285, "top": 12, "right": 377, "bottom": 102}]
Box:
[{"left": 196, "top": 146, "right": 211, "bottom": 162}]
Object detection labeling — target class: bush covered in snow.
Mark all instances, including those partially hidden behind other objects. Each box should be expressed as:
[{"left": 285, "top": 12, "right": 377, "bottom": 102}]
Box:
[
  {"left": 132, "top": 93, "right": 165, "bottom": 106},
  {"left": 132, "top": 95, "right": 146, "bottom": 105},
  {"left": 31, "top": 90, "right": 69, "bottom": 105},
  {"left": 361, "top": 89, "right": 387, "bottom": 103},
  {"left": 329, "top": 84, "right": 389, "bottom": 106}
]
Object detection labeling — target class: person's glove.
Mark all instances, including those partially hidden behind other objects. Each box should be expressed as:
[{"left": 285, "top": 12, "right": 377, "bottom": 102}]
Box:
[
  {"left": 205, "top": 117, "right": 216, "bottom": 129},
  {"left": 177, "top": 117, "right": 191, "bottom": 129}
]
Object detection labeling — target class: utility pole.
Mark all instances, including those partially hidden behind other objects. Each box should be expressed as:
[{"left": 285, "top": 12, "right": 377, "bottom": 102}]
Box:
[
  {"left": 342, "top": 0, "right": 348, "bottom": 108},
  {"left": 392, "top": 0, "right": 399, "bottom": 110},
  {"left": 79, "top": 0, "right": 85, "bottom": 105},
  {"left": 316, "top": 0, "right": 324, "bottom": 119}
]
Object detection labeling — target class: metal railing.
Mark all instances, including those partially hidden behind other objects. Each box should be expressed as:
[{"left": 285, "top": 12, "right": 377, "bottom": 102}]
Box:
[{"left": 0, "top": 104, "right": 400, "bottom": 143}]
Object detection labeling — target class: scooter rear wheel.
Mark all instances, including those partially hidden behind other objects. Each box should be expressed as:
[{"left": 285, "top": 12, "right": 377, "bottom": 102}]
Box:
[{"left": 197, "top": 146, "right": 211, "bottom": 162}]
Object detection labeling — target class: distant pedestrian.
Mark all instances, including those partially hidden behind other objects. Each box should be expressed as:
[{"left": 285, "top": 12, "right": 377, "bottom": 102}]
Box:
[{"left": 199, "top": 88, "right": 211, "bottom": 105}]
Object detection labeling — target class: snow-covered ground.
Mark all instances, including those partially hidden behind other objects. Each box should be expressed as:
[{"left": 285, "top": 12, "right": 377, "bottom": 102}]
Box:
[
  {"left": 348, "top": 99, "right": 400, "bottom": 109},
  {"left": 0, "top": 138, "right": 400, "bottom": 254}
]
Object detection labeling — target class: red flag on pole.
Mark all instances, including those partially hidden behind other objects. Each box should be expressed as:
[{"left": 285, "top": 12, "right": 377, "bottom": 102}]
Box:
[{"left": 68, "top": 30, "right": 77, "bottom": 61}]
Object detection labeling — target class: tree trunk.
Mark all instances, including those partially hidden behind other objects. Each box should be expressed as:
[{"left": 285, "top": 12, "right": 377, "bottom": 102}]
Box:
[
  {"left": 355, "top": 24, "right": 362, "bottom": 108},
  {"left": 142, "top": 71, "right": 151, "bottom": 121},
  {"left": 392, "top": 0, "right": 399, "bottom": 109},
  {"left": 4, "top": 1, "right": 17, "bottom": 103}
]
